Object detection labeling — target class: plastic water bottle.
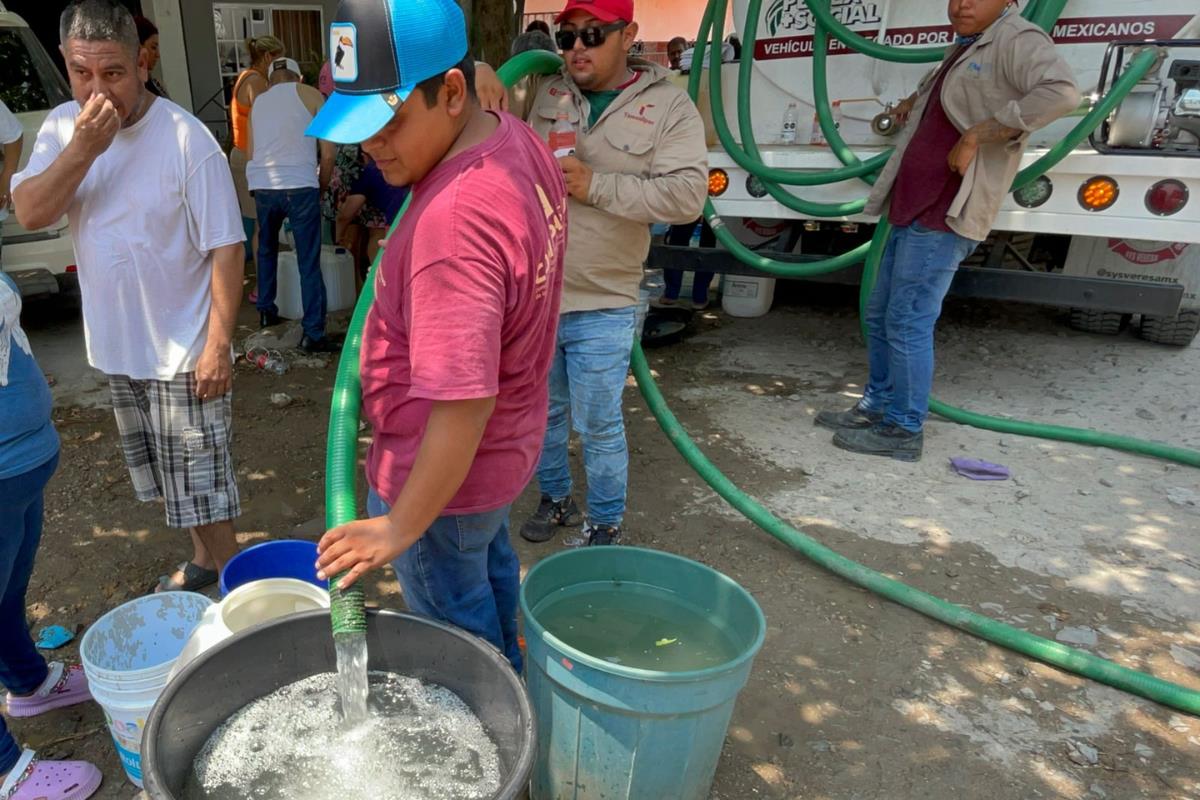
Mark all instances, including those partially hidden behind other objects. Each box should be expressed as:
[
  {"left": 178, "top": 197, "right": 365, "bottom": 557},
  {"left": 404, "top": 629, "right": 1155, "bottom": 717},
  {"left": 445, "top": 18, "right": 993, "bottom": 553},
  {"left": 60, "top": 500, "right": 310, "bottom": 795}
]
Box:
[
  {"left": 246, "top": 347, "right": 289, "bottom": 375},
  {"left": 781, "top": 103, "right": 798, "bottom": 145},
  {"left": 549, "top": 113, "right": 577, "bottom": 158}
]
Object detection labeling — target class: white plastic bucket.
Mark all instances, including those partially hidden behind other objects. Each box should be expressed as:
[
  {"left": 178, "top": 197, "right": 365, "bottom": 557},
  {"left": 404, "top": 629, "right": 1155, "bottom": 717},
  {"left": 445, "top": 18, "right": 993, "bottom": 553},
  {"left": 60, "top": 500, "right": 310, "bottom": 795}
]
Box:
[
  {"left": 170, "top": 578, "right": 330, "bottom": 680},
  {"left": 721, "top": 274, "right": 776, "bottom": 318},
  {"left": 276, "top": 245, "right": 356, "bottom": 319},
  {"left": 80, "top": 592, "right": 212, "bottom": 786}
]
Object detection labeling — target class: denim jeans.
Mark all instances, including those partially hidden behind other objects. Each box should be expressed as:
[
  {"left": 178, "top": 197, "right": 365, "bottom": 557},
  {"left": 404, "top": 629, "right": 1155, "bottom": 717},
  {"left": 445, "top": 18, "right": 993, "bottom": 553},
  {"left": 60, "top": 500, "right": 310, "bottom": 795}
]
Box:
[
  {"left": 535, "top": 307, "right": 636, "bottom": 528},
  {"left": 367, "top": 489, "right": 522, "bottom": 673},
  {"left": 662, "top": 219, "right": 716, "bottom": 304},
  {"left": 861, "top": 223, "right": 979, "bottom": 432},
  {"left": 254, "top": 187, "right": 326, "bottom": 340},
  {"left": 0, "top": 453, "right": 58, "bottom": 775}
]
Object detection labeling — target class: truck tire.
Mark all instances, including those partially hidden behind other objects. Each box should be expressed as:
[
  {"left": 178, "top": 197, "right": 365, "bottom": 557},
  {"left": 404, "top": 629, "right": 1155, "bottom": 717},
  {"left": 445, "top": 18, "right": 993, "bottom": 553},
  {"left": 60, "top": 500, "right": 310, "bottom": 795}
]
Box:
[
  {"left": 1138, "top": 310, "right": 1200, "bottom": 347},
  {"left": 1068, "top": 309, "right": 1129, "bottom": 335}
]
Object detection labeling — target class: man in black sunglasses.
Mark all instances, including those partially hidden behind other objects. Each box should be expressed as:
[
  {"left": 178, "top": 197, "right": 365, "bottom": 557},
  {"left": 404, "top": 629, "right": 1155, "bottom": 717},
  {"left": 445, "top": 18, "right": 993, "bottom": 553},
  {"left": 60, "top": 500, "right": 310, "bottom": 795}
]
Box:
[{"left": 500, "top": 0, "right": 708, "bottom": 548}]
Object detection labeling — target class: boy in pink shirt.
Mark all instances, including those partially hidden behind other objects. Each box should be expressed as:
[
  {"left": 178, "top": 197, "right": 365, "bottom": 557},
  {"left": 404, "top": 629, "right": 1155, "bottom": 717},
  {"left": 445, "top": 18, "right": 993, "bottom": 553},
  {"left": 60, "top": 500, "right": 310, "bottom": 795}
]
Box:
[{"left": 310, "top": 0, "right": 567, "bottom": 671}]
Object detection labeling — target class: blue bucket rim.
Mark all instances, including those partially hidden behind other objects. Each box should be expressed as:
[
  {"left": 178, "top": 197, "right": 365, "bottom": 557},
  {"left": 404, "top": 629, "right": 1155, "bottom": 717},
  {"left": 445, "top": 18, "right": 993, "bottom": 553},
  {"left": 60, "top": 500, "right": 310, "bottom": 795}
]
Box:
[
  {"left": 219, "top": 539, "right": 325, "bottom": 596},
  {"left": 519, "top": 547, "right": 766, "bottom": 683}
]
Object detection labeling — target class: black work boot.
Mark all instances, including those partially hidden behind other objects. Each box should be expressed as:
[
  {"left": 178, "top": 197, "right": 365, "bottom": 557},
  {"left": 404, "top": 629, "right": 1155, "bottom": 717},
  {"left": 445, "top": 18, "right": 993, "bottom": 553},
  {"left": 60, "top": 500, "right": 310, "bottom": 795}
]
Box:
[
  {"left": 520, "top": 495, "right": 583, "bottom": 543},
  {"left": 259, "top": 311, "right": 282, "bottom": 328},
  {"left": 815, "top": 403, "right": 883, "bottom": 431},
  {"left": 584, "top": 522, "right": 622, "bottom": 546},
  {"left": 299, "top": 334, "right": 342, "bottom": 354},
  {"left": 832, "top": 423, "right": 924, "bottom": 462}
]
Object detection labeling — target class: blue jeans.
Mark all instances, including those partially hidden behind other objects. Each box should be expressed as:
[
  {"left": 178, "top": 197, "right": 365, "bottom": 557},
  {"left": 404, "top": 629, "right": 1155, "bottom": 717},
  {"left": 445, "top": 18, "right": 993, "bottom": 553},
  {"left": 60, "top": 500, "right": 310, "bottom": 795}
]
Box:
[
  {"left": 861, "top": 223, "right": 979, "bottom": 433},
  {"left": 535, "top": 307, "right": 636, "bottom": 528},
  {"left": 662, "top": 220, "right": 715, "bottom": 304},
  {"left": 0, "top": 453, "right": 58, "bottom": 774},
  {"left": 367, "top": 489, "right": 522, "bottom": 673},
  {"left": 254, "top": 187, "right": 326, "bottom": 340}
]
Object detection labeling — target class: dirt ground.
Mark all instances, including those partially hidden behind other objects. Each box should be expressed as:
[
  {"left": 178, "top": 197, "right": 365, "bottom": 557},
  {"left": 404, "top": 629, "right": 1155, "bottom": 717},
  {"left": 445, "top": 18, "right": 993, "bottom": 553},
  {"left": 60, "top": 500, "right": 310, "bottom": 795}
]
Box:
[{"left": 10, "top": 282, "right": 1200, "bottom": 800}]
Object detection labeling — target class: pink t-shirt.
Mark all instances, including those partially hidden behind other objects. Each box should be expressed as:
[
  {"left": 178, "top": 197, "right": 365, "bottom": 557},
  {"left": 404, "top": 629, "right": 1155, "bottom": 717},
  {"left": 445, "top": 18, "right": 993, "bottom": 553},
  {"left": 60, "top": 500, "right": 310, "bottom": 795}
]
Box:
[{"left": 361, "top": 112, "right": 567, "bottom": 514}]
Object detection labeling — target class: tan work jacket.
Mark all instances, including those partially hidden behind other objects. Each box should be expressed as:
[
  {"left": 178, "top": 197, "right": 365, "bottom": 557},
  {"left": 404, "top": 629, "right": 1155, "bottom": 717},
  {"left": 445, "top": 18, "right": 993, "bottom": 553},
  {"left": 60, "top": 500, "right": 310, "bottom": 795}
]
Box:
[
  {"left": 866, "top": 12, "right": 1081, "bottom": 241},
  {"left": 516, "top": 61, "right": 708, "bottom": 313}
]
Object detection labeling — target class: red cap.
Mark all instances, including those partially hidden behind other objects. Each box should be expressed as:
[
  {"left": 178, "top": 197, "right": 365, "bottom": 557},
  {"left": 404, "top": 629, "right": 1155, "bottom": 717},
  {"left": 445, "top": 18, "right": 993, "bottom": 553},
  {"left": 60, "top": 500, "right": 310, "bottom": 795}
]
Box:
[{"left": 555, "top": 0, "right": 634, "bottom": 25}]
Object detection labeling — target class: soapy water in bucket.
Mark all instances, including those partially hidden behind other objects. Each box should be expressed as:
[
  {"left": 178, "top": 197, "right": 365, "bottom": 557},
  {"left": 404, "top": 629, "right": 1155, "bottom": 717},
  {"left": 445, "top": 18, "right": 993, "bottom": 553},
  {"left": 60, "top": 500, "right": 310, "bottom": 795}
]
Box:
[
  {"left": 533, "top": 581, "right": 741, "bottom": 671},
  {"left": 184, "top": 671, "right": 501, "bottom": 800}
]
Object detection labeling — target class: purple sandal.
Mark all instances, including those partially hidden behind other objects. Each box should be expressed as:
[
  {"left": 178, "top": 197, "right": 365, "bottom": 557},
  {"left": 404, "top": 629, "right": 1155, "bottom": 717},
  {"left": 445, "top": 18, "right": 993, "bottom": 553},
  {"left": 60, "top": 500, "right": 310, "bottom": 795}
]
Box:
[
  {"left": 5, "top": 663, "right": 92, "bottom": 718},
  {"left": 0, "top": 750, "right": 102, "bottom": 800}
]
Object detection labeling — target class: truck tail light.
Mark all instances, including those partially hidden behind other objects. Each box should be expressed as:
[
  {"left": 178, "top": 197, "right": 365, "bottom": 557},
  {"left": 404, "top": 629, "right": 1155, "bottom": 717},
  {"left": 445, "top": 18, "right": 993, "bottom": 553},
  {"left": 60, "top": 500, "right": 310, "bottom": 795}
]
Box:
[{"left": 1145, "top": 179, "right": 1188, "bottom": 217}]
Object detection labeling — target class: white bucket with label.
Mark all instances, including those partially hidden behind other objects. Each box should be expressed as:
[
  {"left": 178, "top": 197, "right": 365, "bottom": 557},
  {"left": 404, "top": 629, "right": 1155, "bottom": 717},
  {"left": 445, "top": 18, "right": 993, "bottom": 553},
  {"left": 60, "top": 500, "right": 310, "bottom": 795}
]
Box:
[
  {"left": 80, "top": 592, "right": 212, "bottom": 787},
  {"left": 721, "top": 274, "right": 776, "bottom": 318}
]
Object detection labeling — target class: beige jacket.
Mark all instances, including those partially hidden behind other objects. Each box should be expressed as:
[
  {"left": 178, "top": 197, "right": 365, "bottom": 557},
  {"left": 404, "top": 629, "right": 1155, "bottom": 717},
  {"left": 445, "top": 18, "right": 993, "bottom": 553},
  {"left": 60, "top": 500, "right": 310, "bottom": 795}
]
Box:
[
  {"left": 515, "top": 61, "right": 708, "bottom": 312},
  {"left": 866, "top": 13, "right": 1080, "bottom": 241}
]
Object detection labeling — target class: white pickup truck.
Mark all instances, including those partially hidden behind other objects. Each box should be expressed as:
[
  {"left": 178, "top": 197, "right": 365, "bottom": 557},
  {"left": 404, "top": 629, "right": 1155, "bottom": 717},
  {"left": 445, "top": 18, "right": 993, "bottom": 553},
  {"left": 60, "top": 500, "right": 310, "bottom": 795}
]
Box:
[{"left": 0, "top": 5, "right": 78, "bottom": 303}]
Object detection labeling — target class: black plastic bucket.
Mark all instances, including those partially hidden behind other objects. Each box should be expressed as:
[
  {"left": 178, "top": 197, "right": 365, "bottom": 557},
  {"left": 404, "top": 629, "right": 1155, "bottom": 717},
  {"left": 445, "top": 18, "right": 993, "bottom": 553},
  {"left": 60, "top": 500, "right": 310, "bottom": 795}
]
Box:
[{"left": 141, "top": 609, "right": 535, "bottom": 799}]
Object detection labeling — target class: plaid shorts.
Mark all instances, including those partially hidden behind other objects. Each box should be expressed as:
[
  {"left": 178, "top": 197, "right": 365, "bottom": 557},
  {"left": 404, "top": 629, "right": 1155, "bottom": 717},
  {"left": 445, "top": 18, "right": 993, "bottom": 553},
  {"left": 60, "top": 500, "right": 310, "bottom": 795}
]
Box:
[{"left": 108, "top": 373, "right": 241, "bottom": 529}]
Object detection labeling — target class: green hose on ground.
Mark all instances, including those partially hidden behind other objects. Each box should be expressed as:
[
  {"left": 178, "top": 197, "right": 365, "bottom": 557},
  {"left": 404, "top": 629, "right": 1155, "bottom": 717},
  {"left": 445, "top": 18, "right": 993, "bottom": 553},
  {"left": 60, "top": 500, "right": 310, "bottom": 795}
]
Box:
[{"left": 630, "top": 342, "right": 1200, "bottom": 714}]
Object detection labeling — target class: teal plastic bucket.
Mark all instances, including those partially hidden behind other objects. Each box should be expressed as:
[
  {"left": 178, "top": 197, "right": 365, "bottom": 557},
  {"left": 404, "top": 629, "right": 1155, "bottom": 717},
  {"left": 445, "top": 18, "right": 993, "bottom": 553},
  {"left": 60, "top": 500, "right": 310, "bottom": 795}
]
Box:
[{"left": 520, "top": 547, "right": 765, "bottom": 800}]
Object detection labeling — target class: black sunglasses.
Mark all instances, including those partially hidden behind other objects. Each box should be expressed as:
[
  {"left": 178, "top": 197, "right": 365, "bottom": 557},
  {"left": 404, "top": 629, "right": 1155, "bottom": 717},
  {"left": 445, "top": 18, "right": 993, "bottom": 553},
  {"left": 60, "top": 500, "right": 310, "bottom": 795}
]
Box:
[{"left": 555, "top": 21, "right": 626, "bottom": 51}]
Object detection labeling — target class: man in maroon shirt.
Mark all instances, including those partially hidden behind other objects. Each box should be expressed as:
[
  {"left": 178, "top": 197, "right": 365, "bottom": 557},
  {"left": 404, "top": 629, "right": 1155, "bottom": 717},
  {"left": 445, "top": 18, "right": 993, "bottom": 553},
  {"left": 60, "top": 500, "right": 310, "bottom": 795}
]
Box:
[
  {"left": 817, "top": 0, "right": 1078, "bottom": 461},
  {"left": 309, "top": 0, "right": 567, "bottom": 672}
]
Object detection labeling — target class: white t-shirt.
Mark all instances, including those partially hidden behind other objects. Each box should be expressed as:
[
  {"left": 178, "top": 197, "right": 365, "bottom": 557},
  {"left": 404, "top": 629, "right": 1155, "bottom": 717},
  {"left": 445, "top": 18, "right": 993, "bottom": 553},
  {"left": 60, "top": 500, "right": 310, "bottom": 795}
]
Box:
[
  {"left": 13, "top": 98, "right": 245, "bottom": 380},
  {"left": 246, "top": 83, "right": 319, "bottom": 192},
  {"left": 0, "top": 100, "right": 23, "bottom": 223}
]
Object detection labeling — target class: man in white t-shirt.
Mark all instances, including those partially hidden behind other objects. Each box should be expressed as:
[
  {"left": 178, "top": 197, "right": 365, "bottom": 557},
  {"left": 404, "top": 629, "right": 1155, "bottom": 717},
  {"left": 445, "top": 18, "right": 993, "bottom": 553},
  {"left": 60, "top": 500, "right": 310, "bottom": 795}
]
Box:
[
  {"left": 13, "top": 0, "right": 246, "bottom": 594},
  {"left": 247, "top": 57, "right": 337, "bottom": 352},
  {"left": 0, "top": 99, "right": 23, "bottom": 244}
]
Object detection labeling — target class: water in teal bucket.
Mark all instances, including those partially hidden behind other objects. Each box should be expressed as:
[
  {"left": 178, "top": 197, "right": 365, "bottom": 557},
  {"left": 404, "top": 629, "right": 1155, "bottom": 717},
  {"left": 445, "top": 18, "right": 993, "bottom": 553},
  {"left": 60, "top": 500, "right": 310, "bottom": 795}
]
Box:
[{"left": 532, "top": 581, "right": 740, "bottom": 671}]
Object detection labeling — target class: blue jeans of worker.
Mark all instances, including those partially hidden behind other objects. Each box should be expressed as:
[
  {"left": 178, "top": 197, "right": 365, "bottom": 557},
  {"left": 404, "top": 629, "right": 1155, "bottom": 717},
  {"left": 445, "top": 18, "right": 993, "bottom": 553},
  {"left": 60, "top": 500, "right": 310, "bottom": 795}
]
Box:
[
  {"left": 255, "top": 187, "right": 327, "bottom": 341},
  {"left": 367, "top": 489, "right": 522, "bottom": 673},
  {"left": 861, "top": 222, "right": 979, "bottom": 433},
  {"left": 0, "top": 454, "right": 58, "bottom": 775},
  {"left": 535, "top": 307, "right": 636, "bottom": 528}
]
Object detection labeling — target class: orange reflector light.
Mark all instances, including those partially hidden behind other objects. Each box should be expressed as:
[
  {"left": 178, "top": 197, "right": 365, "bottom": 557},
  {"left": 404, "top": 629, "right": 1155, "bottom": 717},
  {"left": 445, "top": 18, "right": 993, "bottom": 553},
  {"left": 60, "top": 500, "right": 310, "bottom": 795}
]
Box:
[
  {"left": 1078, "top": 176, "right": 1118, "bottom": 212},
  {"left": 708, "top": 169, "right": 729, "bottom": 197}
]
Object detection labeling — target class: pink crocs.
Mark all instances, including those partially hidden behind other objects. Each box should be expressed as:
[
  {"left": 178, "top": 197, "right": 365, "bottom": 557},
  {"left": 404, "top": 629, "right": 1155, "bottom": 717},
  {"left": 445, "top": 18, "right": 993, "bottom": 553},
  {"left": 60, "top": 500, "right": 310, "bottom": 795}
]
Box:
[
  {"left": 0, "top": 750, "right": 102, "bottom": 800},
  {"left": 5, "top": 664, "right": 92, "bottom": 718}
]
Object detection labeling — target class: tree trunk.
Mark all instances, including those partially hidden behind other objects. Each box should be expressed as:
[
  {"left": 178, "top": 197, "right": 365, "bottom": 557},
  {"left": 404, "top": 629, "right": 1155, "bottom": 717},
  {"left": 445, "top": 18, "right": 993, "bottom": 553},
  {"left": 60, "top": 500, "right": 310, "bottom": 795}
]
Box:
[{"left": 465, "top": 0, "right": 517, "bottom": 67}]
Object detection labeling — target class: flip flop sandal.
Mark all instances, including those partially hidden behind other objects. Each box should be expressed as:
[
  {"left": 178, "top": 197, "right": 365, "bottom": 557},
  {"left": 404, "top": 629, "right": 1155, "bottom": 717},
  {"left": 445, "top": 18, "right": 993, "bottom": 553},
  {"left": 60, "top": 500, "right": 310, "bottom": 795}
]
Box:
[
  {"left": 150, "top": 561, "right": 218, "bottom": 594},
  {"left": 0, "top": 750, "right": 102, "bottom": 800},
  {"left": 5, "top": 664, "right": 93, "bottom": 718}
]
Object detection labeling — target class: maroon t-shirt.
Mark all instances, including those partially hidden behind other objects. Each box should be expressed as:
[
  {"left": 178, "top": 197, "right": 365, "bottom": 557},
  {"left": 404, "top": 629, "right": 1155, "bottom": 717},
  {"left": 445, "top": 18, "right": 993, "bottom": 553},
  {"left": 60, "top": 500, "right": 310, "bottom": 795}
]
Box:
[
  {"left": 360, "top": 112, "right": 568, "bottom": 513},
  {"left": 889, "top": 47, "right": 970, "bottom": 232}
]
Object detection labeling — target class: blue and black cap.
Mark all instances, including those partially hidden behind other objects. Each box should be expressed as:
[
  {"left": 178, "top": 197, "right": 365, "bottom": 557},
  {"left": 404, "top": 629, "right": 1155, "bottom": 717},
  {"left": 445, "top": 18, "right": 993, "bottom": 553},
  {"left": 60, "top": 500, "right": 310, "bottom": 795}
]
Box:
[{"left": 306, "top": 0, "right": 469, "bottom": 144}]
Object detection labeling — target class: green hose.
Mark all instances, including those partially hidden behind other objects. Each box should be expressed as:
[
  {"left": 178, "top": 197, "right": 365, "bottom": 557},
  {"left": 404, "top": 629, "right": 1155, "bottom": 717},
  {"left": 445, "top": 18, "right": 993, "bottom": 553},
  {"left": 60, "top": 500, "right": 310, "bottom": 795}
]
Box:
[
  {"left": 709, "top": 0, "right": 869, "bottom": 217},
  {"left": 325, "top": 194, "right": 412, "bottom": 635},
  {"left": 805, "top": 0, "right": 946, "bottom": 63},
  {"left": 630, "top": 342, "right": 1200, "bottom": 714}
]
